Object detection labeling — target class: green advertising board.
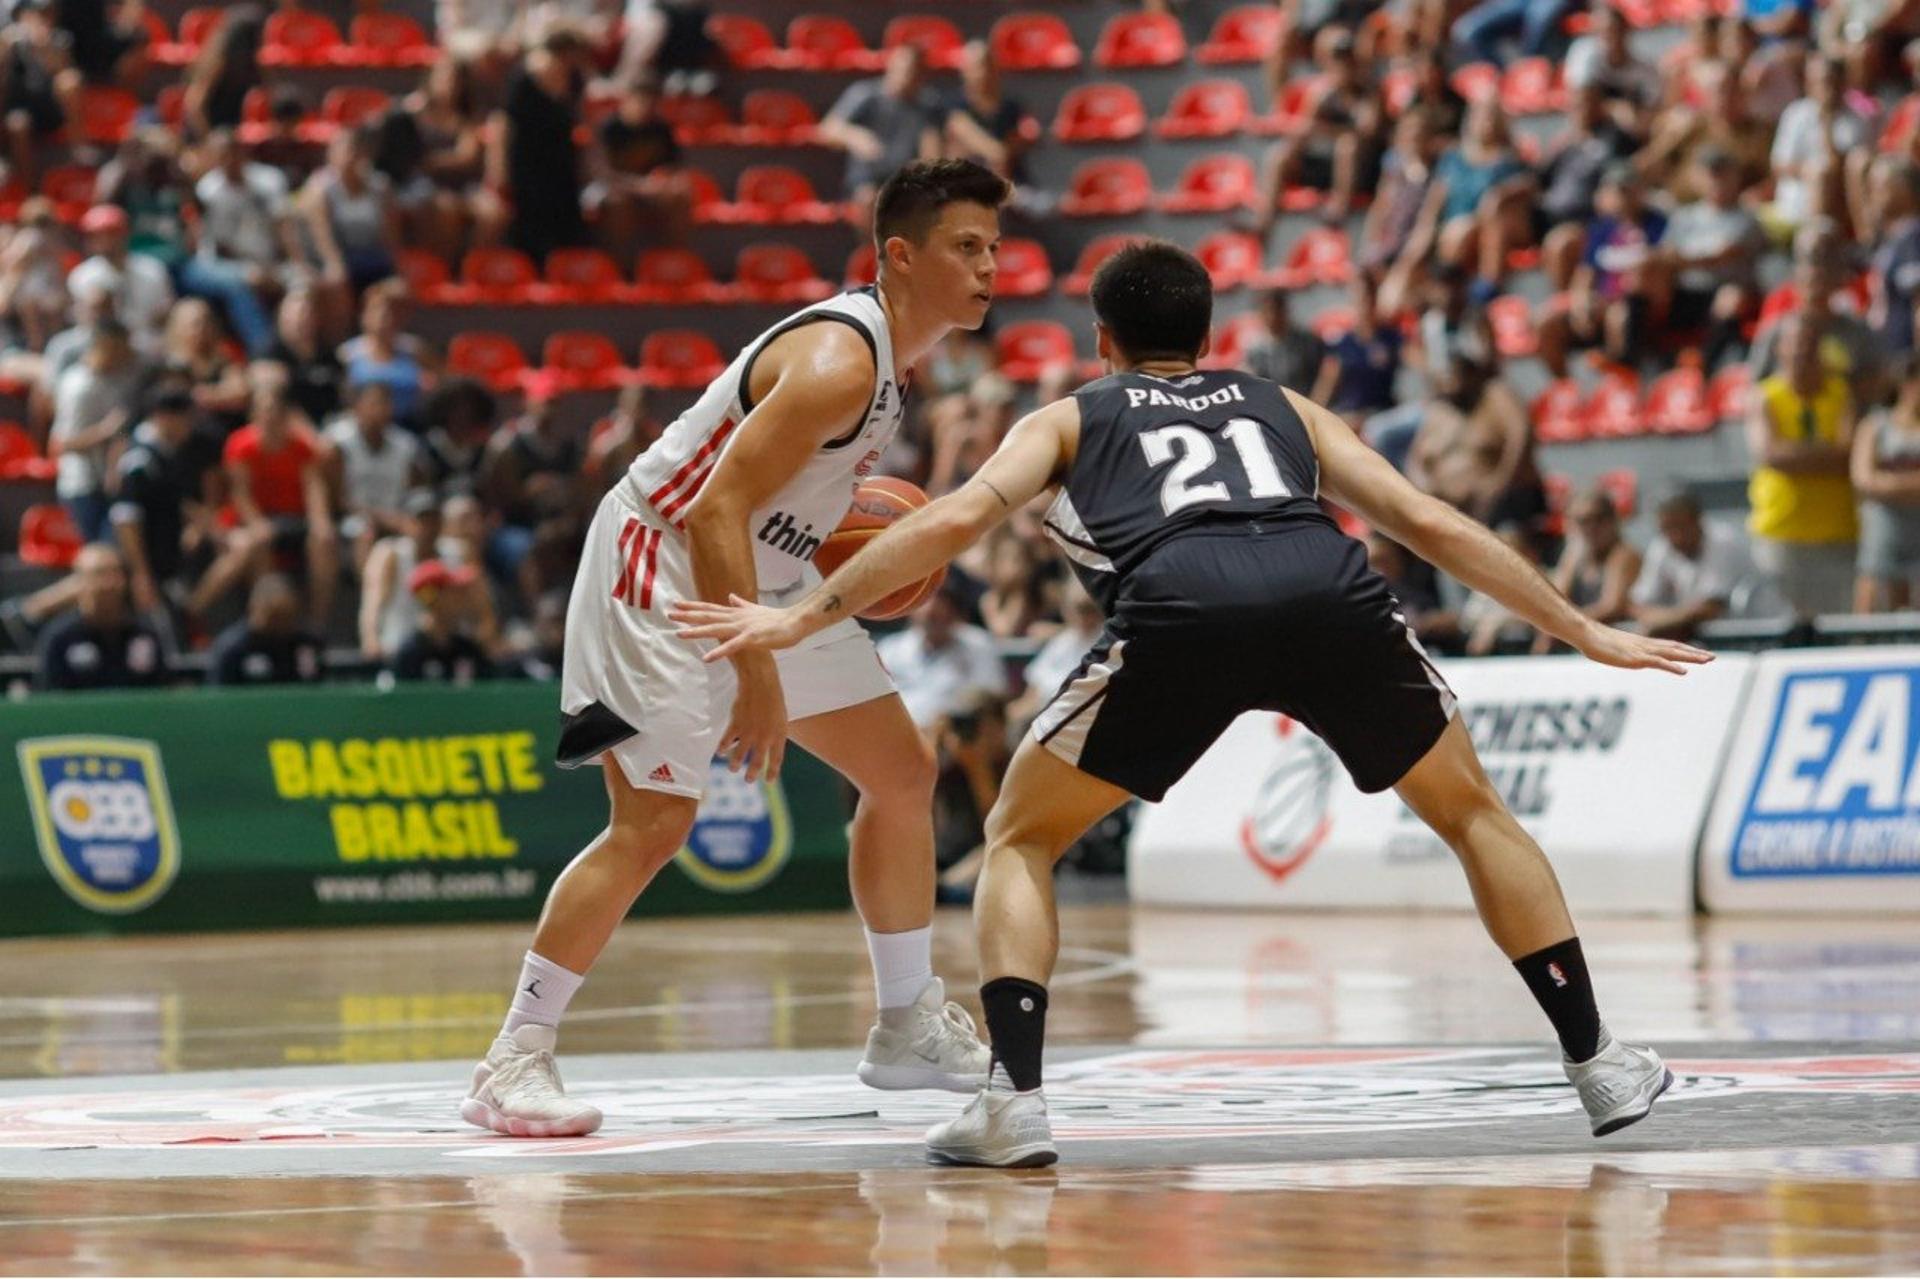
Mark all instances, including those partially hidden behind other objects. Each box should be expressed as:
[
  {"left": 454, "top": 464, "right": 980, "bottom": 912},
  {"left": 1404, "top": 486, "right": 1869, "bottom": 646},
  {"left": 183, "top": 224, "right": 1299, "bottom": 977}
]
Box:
[{"left": 0, "top": 683, "right": 853, "bottom": 936}]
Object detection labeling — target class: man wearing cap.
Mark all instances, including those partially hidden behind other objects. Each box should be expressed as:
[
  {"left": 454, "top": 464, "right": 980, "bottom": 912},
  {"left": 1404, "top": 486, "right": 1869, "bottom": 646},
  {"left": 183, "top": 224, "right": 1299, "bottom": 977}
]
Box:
[
  {"left": 393, "top": 559, "right": 491, "bottom": 684},
  {"left": 67, "top": 204, "right": 174, "bottom": 356}
]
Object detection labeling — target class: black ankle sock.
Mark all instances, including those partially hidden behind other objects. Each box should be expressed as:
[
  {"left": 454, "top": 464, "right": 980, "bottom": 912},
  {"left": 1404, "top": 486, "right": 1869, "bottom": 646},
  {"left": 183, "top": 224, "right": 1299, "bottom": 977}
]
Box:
[
  {"left": 1514, "top": 937, "right": 1601, "bottom": 1062},
  {"left": 980, "top": 977, "right": 1049, "bottom": 1092}
]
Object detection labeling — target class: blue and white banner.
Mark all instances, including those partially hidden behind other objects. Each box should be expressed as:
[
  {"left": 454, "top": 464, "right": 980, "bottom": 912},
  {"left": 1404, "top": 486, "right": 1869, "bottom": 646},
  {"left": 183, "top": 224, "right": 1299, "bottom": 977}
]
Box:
[{"left": 1702, "top": 649, "right": 1920, "bottom": 912}]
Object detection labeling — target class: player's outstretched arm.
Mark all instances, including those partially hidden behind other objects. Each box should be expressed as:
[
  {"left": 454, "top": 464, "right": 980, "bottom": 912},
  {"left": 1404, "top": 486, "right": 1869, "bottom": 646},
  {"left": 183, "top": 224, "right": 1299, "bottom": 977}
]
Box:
[
  {"left": 672, "top": 398, "right": 1077, "bottom": 662},
  {"left": 1287, "top": 389, "right": 1714, "bottom": 676}
]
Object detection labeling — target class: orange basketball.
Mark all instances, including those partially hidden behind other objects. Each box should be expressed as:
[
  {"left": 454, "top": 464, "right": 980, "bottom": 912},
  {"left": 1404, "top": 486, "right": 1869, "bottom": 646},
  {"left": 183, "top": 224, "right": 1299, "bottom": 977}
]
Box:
[{"left": 813, "top": 477, "right": 947, "bottom": 621}]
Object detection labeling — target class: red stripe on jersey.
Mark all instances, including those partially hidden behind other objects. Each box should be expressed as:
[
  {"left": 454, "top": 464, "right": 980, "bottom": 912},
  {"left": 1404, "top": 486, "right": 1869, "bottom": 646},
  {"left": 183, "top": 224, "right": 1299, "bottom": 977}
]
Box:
[
  {"left": 612, "top": 516, "right": 645, "bottom": 605},
  {"left": 659, "top": 456, "right": 720, "bottom": 522},
  {"left": 637, "top": 529, "right": 662, "bottom": 609},
  {"left": 648, "top": 417, "right": 737, "bottom": 510}
]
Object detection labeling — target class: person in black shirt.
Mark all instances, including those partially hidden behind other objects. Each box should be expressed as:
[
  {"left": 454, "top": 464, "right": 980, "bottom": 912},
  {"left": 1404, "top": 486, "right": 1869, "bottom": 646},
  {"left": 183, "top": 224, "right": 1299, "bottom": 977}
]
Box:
[
  {"left": 35, "top": 544, "right": 169, "bottom": 691},
  {"left": 208, "top": 573, "right": 323, "bottom": 686},
  {"left": 941, "top": 42, "right": 1035, "bottom": 191},
  {"left": 493, "top": 30, "right": 588, "bottom": 266},
  {"left": 393, "top": 560, "right": 491, "bottom": 683},
  {"left": 265, "top": 287, "right": 345, "bottom": 428},
  {"left": 588, "top": 76, "right": 692, "bottom": 258},
  {"left": 109, "top": 377, "right": 219, "bottom": 622}
]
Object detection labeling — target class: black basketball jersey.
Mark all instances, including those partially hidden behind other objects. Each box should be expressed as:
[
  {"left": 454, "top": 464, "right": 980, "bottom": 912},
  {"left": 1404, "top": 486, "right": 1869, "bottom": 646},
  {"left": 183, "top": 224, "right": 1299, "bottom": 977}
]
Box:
[{"left": 1043, "top": 369, "right": 1329, "bottom": 609}]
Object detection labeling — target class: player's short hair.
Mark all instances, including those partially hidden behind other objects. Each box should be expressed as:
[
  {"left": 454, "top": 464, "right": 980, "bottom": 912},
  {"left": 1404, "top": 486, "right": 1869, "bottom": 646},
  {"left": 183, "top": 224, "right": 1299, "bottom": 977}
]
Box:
[
  {"left": 1089, "top": 240, "right": 1214, "bottom": 364},
  {"left": 873, "top": 159, "right": 1010, "bottom": 248}
]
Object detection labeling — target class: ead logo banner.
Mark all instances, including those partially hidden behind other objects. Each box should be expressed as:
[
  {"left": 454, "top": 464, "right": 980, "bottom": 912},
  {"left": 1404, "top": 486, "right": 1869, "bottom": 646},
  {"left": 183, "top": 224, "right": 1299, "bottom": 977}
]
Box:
[
  {"left": 16, "top": 737, "right": 181, "bottom": 913},
  {"left": 1735, "top": 667, "right": 1920, "bottom": 878}
]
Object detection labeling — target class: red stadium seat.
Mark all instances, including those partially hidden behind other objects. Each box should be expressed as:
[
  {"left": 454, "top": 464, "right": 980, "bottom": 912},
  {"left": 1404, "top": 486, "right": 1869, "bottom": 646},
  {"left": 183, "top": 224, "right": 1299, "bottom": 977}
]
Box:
[
  {"left": 1197, "top": 5, "right": 1282, "bottom": 64},
  {"left": 1060, "top": 158, "right": 1151, "bottom": 218},
  {"left": 659, "top": 94, "right": 734, "bottom": 145},
  {"left": 73, "top": 86, "right": 138, "bottom": 145},
  {"left": 0, "top": 422, "right": 55, "bottom": 482},
  {"left": 844, "top": 242, "right": 878, "bottom": 288},
  {"left": 542, "top": 332, "right": 630, "bottom": 391},
  {"left": 993, "top": 238, "right": 1054, "bottom": 299},
  {"left": 1268, "top": 227, "right": 1352, "bottom": 287},
  {"left": 447, "top": 333, "right": 532, "bottom": 393},
  {"left": 732, "top": 166, "right": 840, "bottom": 225},
  {"left": 991, "top": 13, "right": 1082, "bottom": 71},
  {"left": 42, "top": 166, "right": 98, "bottom": 222},
  {"left": 1054, "top": 84, "right": 1146, "bottom": 143},
  {"left": 20, "top": 504, "right": 82, "bottom": 569},
  {"left": 143, "top": 9, "right": 192, "bottom": 66},
  {"left": 1596, "top": 468, "right": 1638, "bottom": 518},
  {"left": 1708, "top": 364, "right": 1752, "bottom": 423},
  {"left": 348, "top": 12, "right": 435, "bottom": 66},
  {"left": 1532, "top": 379, "right": 1589, "bottom": 444},
  {"left": 1645, "top": 367, "right": 1715, "bottom": 436},
  {"left": 1155, "top": 80, "right": 1251, "bottom": 140},
  {"left": 540, "top": 249, "right": 627, "bottom": 304},
  {"left": 1450, "top": 61, "right": 1500, "bottom": 103},
  {"left": 1094, "top": 12, "right": 1187, "bottom": 68},
  {"left": 1487, "top": 295, "right": 1537, "bottom": 357},
  {"left": 997, "top": 321, "right": 1076, "bottom": 382},
  {"left": 734, "top": 244, "right": 832, "bottom": 304},
  {"left": 1199, "top": 311, "right": 1267, "bottom": 371},
  {"left": 1586, "top": 371, "right": 1645, "bottom": 438},
  {"left": 395, "top": 249, "right": 453, "bottom": 304},
  {"left": 738, "top": 90, "right": 819, "bottom": 146},
  {"left": 639, "top": 330, "right": 726, "bottom": 389},
  {"left": 1193, "top": 231, "right": 1266, "bottom": 291},
  {"left": 707, "top": 14, "right": 780, "bottom": 69},
  {"left": 176, "top": 6, "right": 225, "bottom": 56},
  {"left": 1062, "top": 234, "right": 1137, "bottom": 294},
  {"left": 782, "top": 15, "right": 882, "bottom": 72},
  {"left": 263, "top": 9, "right": 344, "bottom": 66},
  {"left": 683, "top": 169, "right": 729, "bottom": 225},
  {"left": 321, "top": 87, "right": 392, "bottom": 131},
  {"left": 1881, "top": 96, "right": 1920, "bottom": 155},
  {"left": 1250, "top": 75, "right": 1327, "bottom": 136},
  {"left": 883, "top": 16, "right": 965, "bottom": 69},
  {"left": 460, "top": 248, "right": 539, "bottom": 304},
  {"left": 1159, "top": 153, "right": 1257, "bottom": 214},
  {"left": 1503, "top": 57, "right": 1565, "bottom": 115},
  {"left": 634, "top": 248, "right": 730, "bottom": 304}
]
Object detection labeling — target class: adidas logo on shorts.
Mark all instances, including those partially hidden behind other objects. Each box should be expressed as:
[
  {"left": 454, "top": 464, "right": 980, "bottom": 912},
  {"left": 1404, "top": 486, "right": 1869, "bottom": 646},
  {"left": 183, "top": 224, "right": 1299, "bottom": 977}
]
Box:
[{"left": 649, "top": 763, "right": 675, "bottom": 784}]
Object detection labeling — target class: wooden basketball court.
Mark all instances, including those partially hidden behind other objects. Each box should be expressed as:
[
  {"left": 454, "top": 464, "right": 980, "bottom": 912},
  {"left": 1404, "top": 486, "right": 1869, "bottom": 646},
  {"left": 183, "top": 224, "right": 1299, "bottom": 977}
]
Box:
[{"left": 2, "top": 905, "right": 1917, "bottom": 1274}]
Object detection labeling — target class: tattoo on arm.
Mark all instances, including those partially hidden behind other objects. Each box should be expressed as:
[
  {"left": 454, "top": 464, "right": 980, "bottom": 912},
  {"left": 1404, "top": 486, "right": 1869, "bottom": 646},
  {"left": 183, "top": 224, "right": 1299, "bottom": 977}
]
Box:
[
  {"left": 821, "top": 593, "right": 843, "bottom": 617},
  {"left": 980, "top": 479, "right": 1011, "bottom": 508}
]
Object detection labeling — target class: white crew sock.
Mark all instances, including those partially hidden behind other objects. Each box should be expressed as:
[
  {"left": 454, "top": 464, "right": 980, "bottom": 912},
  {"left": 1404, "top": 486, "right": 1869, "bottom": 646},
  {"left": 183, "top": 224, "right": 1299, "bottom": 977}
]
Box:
[
  {"left": 865, "top": 924, "right": 934, "bottom": 1011},
  {"left": 501, "top": 951, "right": 586, "bottom": 1037}
]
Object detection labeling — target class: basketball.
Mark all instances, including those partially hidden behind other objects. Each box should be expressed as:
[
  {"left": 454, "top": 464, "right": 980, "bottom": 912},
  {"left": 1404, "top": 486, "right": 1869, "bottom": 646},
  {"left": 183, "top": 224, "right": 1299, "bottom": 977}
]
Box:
[{"left": 812, "top": 477, "right": 946, "bottom": 621}]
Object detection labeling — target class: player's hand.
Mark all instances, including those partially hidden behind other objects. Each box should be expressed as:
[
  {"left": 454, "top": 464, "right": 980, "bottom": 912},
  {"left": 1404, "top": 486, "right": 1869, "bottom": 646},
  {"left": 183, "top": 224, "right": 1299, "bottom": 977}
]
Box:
[
  {"left": 719, "top": 655, "right": 787, "bottom": 782},
  {"left": 1574, "top": 622, "right": 1714, "bottom": 675},
  {"left": 670, "top": 594, "right": 808, "bottom": 663}
]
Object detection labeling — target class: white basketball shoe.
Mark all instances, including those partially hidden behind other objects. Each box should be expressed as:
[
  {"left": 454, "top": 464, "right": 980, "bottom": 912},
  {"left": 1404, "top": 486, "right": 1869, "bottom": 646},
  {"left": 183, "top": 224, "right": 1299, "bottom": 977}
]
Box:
[
  {"left": 1564, "top": 1027, "right": 1673, "bottom": 1136},
  {"left": 857, "top": 977, "right": 992, "bottom": 1093},
  {"left": 925, "top": 1070, "right": 1059, "bottom": 1168},
  {"left": 461, "top": 1024, "right": 604, "bottom": 1137}
]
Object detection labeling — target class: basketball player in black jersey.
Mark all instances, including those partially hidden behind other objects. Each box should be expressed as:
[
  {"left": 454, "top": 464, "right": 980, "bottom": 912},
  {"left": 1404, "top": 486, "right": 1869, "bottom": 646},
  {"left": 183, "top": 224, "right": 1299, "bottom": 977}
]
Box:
[{"left": 673, "top": 241, "right": 1712, "bottom": 1167}]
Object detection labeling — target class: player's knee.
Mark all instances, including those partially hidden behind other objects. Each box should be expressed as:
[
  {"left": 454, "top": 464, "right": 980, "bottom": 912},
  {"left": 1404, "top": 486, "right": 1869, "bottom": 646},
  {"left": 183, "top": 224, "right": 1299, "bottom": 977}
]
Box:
[{"left": 853, "top": 732, "right": 937, "bottom": 806}]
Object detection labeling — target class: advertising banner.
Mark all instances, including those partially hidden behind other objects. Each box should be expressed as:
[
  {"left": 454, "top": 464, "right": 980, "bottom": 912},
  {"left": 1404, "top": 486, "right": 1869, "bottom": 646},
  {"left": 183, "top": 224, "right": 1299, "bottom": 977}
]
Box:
[
  {"left": 1, "top": 683, "right": 852, "bottom": 936},
  {"left": 1131, "top": 654, "right": 1753, "bottom": 916},
  {"left": 1700, "top": 647, "right": 1920, "bottom": 913}
]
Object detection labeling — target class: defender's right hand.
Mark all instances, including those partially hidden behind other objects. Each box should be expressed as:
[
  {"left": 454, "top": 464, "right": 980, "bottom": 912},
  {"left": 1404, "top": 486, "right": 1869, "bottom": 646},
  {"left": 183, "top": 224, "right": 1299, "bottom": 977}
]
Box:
[
  {"left": 1575, "top": 622, "right": 1714, "bottom": 676},
  {"left": 719, "top": 655, "right": 787, "bottom": 782}
]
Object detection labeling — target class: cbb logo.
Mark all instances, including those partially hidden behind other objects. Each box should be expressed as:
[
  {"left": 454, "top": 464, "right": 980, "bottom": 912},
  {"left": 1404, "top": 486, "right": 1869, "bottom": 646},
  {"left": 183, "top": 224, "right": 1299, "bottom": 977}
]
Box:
[
  {"left": 674, "top": 759, "right": 793, "bottom": 893},
  {"left": 1241, "top": 717, "right": 1338, "bottom": 884},
  {"left": 16, "top": 737, "right": 180, "bottom": 913}
]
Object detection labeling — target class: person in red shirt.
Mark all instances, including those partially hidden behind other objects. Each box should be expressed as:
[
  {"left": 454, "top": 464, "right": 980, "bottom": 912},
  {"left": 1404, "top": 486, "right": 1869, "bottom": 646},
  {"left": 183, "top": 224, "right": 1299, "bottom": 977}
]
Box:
[{"left": 223, "top": 369, "right": 338, "bottom": 631}]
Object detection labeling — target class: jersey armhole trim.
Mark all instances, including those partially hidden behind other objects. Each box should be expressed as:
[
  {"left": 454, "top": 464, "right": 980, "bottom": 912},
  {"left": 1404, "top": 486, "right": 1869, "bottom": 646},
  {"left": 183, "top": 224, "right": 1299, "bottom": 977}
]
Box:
[{"left": 737, "top": 312, "right": 881, "bottom": 450}]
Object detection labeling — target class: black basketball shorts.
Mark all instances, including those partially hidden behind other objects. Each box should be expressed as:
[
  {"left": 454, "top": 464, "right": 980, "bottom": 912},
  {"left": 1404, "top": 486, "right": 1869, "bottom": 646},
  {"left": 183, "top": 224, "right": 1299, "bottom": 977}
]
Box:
[{"left": 1030, "top": 522, "right": 1457, "bottom": 802}]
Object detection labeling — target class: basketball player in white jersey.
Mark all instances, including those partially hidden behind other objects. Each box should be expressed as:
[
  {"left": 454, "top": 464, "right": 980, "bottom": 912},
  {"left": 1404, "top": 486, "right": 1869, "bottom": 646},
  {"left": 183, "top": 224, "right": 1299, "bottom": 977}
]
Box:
[{"left": 461, "top": 160, "right": 1011, "bottom": 1137}]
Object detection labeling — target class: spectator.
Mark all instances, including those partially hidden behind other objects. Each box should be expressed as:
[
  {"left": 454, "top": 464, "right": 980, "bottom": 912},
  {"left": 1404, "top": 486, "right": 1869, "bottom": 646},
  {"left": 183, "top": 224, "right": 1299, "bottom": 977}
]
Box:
[
  {"left": 68, "top": 204, "right": 174, "bottom": 356},
  {"left": 1451, "top": 0, "right": 1574, "bottom": 67},
  {"left": 1408, "top": 263, "right": 1496, "bottom": 386},
  {"left": 337, "top": 281, "right": 431, "bottom": 426},
  {"left": 0, "top": 198, "right": 70, "bottom": 353},
  {"left": 1632, "top": 493, "right": 1758, "bottom": 638},
  {"left": 299, "top": 127, "right": 401, "bottom": 330},
  {"left": 587, "top": 75, "right": 693, "bottom": 262},
  {"left": 108, "top": 376, "right": 230, "bottom": 624},
  {"left": 50, "top": 317, "right": 143, "bottom": 541},
  {"left": 817, "top": 42, "right": 940, "bottom": 232},
  {"left": 55, "top": 0, "right": 147, "bottom": 87},
  {"left": 325, "top": 381, "right": 424, "bottom": 573},
  {"left": 181, "top": 5, "right": 263, "bottom": 141},
  {"left": 1547, "top": 490, "right": 1643, "bottom": 640},
  {"left": 477, "top": 384, "right": 583, "bottom": 585},
  {"left": 1428, "top": 97, "right": 1534, "bottom": 291},
  {"left": 34, "top": 544, "right": 168, "bottom": 691},
  {"left": 1538, "top": 164, "right": 1667, "bottom": 377},
  {"left": 393, "top": 56, "right": 498, "bottom": 263},
  {"left": 876, "top": 584, "right": 1008, "bottom": 729},
  {"left": 1009, "top": 578, "right": 1103, "bottom": 726},
  {"left": 1405, "top": 354, "right": 1543, "bottom": 528},
  {"left": 1767, "top": 56, "right": 1870, "bottom": 241},
  {"left": 1400, "top": 46, "right": 1468, "bottom": 139},
  {"left": 96, "top": 129, "right": 190, "bottom": 280},
  {"left": 392, "top": 559, "right": 492, "bottom": 683},
  {"left": 1366, "top": 533, "right": 1462, "bottom": 652},
  {"left": 491, "top": 29, "right": 590, "bottom": 266},
  {"left": 941, "top": 41, "right": 1038, "bottom": 211},
  {"left": 584, "top": 382, "right": 661, "bottom": 494},
  {"left": 417, "top": 375, "right": 498, "bottom": 491},
  {"left": 249, "top": 86, "right": 317, "bottom": 187},
  {"left": 194, "top": 129, "right": 303, "bottom": 355},
  {"left": 266, "top": 286, "right": 345, "bottom": 427},
  {"left": 1869, "top": 159, "right": 1920, "bottom": 359},
  {"left": 1460, "top": 524, "right": 1549, "bottom": 655},
  {"left": 1242, "top": 288, "right": 1327, "bottom": 392},
  {"left": 1747, "top": 316, "right": 1860, "bottom": 618},
  {"left": 1312, "top": 271, "right": 1403, "bottom": 419},
  {"left": 359, "top": 488, "right": 442, "bottom": 663},
  {"left": 0, "top": 0, "right": 81, "bottom": 188},
  {"left": 1252, "top": 26, "right": 1385, "bottom": 233},
  {"left": 931, "top": 687, "right": 1013, "bottom": 900},
  {"left": 435, "top": 492, "right": 504, "bottom": 652},
  {"left": 224, "top": 372, "right": 338, "bottom": 630},
  {"left": 1652, "top": 148, "right": 1768, "bottom": 368},
  {"left": 1636, "top": 61, "right": 1772, "bottom": 201},
  {"left": 1745, "top": 0, "right": 1814, "bottom": 42},
  {"left": 1361, "top": 109, "right": 1445, "bottom": 292},
  {"left": 163, "top": 298, "right": 251, "bottom": 433},
  {"left": 1852, "top": 361, "right": 1920, "bottom": 611},
  {"left": 504, "top": 590, "right": 567, "bottom": 680},
  {"left": 977, "top": 528, "right": 1055, "bottom": 640},
  {"left": 1564, "top": 4, "right": 1659, "bottom": 129},
  {"left": 1751, "top": 225, "right": 1892, "bottom": 402},
  {"left": 208, "top": 573, "right": 323, "bottom": 686},
  {"left": 613, "top": 0, "right": 722, "bottom": 97},
  {"left": 926, "top": 373, "right": 1014, "bottom": 498},
  {"left": 1537, "top": 83, "right": 1641, "bottom": 288},
  {"left": 38, "top": 278, "right": 113, "bottom": 405}
]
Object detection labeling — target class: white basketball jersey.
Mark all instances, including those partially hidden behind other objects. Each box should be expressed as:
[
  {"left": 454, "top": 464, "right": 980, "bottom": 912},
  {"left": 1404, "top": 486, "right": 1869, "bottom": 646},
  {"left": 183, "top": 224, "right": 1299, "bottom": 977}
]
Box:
[{"left": 620, "top": 286, "right": 908, "bottom": 592}]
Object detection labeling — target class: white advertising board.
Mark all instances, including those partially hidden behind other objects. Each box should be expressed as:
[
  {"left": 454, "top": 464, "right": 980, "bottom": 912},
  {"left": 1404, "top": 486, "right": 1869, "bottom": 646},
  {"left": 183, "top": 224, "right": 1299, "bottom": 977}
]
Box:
[
  {"left": 1700, "top": 646, "right": 1920, "bottom": 913},
  {"left": 1130, "top": 654, "right": 1753, "bottom": 916}
]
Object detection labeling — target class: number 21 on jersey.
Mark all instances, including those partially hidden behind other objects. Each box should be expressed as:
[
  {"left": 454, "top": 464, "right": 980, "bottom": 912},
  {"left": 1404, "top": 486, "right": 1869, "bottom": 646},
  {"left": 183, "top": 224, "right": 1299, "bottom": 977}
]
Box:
[{"left": 1139, "top": 417, "right": 1290, "bottom": 516}]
